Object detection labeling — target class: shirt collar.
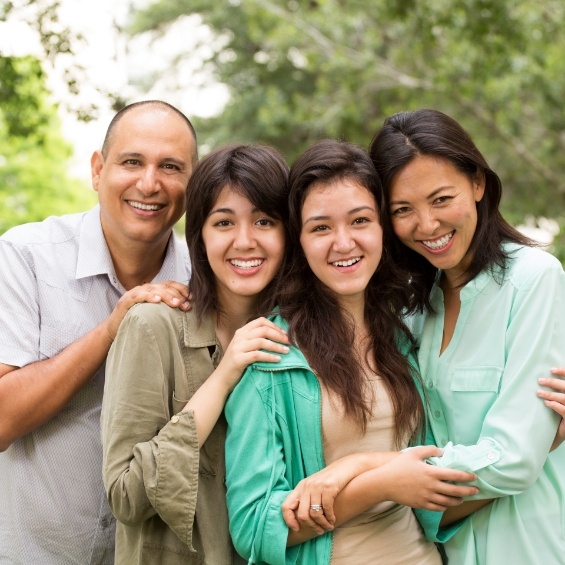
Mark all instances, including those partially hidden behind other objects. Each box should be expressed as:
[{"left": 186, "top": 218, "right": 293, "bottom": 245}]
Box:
[
  {"left": 75, "top": 205, "right": 115, "bottom": 280},
  {"left": 75, "top": 205, "right": 189, "bottom": 285}
]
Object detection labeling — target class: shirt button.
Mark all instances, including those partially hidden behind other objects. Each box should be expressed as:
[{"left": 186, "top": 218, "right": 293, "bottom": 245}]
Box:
[
  {"left": 101, "top": 517, "right": 110, "bottom": 528},
  {"left": 434, "top": 410, "right": 441, "bottom": 418},
  {"left": 171, "top": 415, "right": 180, "bottom": 424},
  {"left": 427, "top": 382, "right": 434, "bottom": 389},
  {"left": 487, "top": 452, "right": 496, "bottom": 461}
]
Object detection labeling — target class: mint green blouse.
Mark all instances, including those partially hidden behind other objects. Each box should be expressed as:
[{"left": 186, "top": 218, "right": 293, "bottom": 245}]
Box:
[{"left": 412, "top": 244, "right": 565, "bottom": 564}]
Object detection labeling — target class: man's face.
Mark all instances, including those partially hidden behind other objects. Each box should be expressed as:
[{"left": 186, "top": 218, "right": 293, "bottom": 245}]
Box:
[{"left": 91, "top": 106, "right": 196, "bottom": 252}]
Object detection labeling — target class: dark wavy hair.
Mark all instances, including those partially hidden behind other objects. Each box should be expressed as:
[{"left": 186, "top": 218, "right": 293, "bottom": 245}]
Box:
[
  {"left": 369, "top": 108, "right": 533, "bottom": 313},
  {"left": 278, "top": 139, "right": 423, "bottom": 445},
  {"left": 185, "top": 144, "right": 289, "bottom": 322}
]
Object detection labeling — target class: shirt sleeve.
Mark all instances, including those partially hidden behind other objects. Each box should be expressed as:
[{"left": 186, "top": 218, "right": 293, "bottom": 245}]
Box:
[
  {"left": 101, "top": 307, "right": 200, "bottom": 549},
  {"left": 427, "top": 260, "right": 565, "bottom": 498},
  {"left": 225, "top": 369, "right": 301, "bottom": 565},
  {"left": 0, "top": 240, "right": 40, "bottom": 366}
]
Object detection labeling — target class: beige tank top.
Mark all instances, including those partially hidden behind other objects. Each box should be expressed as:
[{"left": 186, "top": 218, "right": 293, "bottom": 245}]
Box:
[{"left": 320, "top": 376, "right": 441, "bottom": 565}]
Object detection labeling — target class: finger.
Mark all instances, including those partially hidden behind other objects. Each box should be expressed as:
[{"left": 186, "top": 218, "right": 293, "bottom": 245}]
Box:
[
  {"left": 539, "top": 376, "right": 565, "bottom": 392},
  {"left": 543, "top": 399, "right": 565, "bottom": 417},
  {"left": 308, "top": 505, "right": 334, "bottom": 531},
  {"left": 242, "top": 322, "right": 290, "bottom": 344},
  {"left": 281, "top": 499, "right": 300, "bottom": 532},
  {"left": 427, "top": 494, "right": 464, "bottom": 508},
  {"left": 320, "top": 493, "right": 336, "bottom": 525},
  {"left": 432, "top": 468, "right": 477, "bottom": 483},
  {"left": 436, "top": 483, "right": 479, "bottom": 498},
  {"left": 409, "top": 445, "right": 444, "bottom": 459},
  {"left": 296, "top": 499, "right": 324, "bottom": 535},
  {"left": 550, "top": 368, "right": 565, "bottom": 378},
  {"left": 537, "top": 389, "right": 565, "bottom": 403}
]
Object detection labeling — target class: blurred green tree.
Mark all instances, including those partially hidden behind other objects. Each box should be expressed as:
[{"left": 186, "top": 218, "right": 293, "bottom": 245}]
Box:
[
  {"left": 0, "top": 55, "right": 95, "bottom": 234},
  {"left": 129, "top": 0, "right": 565, "bottom": 256}
]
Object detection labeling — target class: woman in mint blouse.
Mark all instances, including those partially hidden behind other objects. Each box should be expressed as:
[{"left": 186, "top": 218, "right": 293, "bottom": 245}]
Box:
[{"left": 368, "top": 108, "right": 565, "bottom": 564}]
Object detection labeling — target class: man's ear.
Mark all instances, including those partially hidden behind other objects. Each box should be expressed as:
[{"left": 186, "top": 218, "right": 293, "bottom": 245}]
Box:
[{"left": 91, "top": 151, "right": 104, "bottom": 192}]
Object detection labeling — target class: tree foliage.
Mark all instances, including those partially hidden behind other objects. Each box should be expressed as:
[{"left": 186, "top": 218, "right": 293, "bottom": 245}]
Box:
[
  {"left": 129, "top": 0, "right": 565, "bottom": 257},
  {"left": 0, "top": 55, "right": 95, "bottom": 234}
]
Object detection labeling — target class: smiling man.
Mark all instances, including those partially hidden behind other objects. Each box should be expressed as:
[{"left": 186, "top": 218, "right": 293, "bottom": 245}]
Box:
[{"left": 0, "top": 101, "right": 197, "bottom": 564}]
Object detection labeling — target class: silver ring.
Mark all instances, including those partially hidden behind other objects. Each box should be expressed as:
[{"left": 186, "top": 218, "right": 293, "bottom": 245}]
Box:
[{"left": 309, "top": 504, "right": 323, "bottom": 512}]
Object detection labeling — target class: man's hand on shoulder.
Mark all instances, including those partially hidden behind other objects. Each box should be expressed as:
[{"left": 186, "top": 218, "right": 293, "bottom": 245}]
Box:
[{"left": 105, "top": 281, "right": 191, "bottom": 342}]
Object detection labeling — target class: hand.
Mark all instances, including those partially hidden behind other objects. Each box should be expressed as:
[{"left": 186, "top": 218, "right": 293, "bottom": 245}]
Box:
[
  {"left": 282, "top": 452, "right": 397, "bottom": 534},
  {"left": 214, "top": 317, "right": 290, "bottom": 392},
  {"left": 105, "top": 281, "right": 190, "bottom": 342},
  {"left": 378, "top": 445, "right": 479, "bottom": 511},
  {"left": 537, "top": 369, "right": 565, "bottom": 451}
]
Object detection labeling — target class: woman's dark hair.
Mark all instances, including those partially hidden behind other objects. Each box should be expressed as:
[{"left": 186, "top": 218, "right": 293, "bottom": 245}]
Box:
[
  {"left": 278, "top": 139, "right": 424, "bottom": 445},
  {"left": 369, "top": 108, "right": 533, "bottom": 313},
  {"left": 185, "top": 144, "right": 289, "bottom": 321}
]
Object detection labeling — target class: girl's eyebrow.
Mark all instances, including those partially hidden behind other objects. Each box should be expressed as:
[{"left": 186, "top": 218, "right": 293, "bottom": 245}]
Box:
[
  {"left": 208, "top": 206, "right": 260, "bottom": 216},
  {"left": 303, "top": 205, "right": 375, "bottom": 225}
]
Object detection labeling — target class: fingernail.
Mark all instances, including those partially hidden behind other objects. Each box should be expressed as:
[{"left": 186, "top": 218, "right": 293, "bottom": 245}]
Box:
[
  {"left": 539, "top": 378, "right": 547, "bottom": 383},
  {"left": 154, "top": 295, "right": 161, "bottom": 300},
  {"left": 282, "top": 346, "right": 290, "bottom": 352},
  {"left": 172, "top": 297, "right": 179, "bottom": 304}
]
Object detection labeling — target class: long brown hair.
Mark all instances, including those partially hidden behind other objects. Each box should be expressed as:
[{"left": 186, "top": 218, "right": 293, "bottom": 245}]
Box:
[
  {"left": 185, "top": 144, "right": 289, "bottom": 322},
  {"left": 278, "top": 139, "right": 424, "bottom": 446},
  {"left": 370, "top": 109, "right": 533, "bottom": 313}
]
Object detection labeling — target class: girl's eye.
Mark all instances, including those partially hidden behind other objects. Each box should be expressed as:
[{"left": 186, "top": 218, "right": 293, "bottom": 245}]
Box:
[
  {"left": 214, "top": 220, "right": 232, "bottom": 227},
  {"left": 353, "top": 217, "right": 370, "bottom": 225},
  {"left": 256, "top": 218, "right": 274, "bottom": 227},
  {"left": 312, "top": 224, "right": 329, "bottom": 232}
]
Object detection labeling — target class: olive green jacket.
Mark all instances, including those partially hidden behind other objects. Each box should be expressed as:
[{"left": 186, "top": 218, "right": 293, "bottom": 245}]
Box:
[{"left": 102, "top": 302, "right": 245, "bottom": 565}]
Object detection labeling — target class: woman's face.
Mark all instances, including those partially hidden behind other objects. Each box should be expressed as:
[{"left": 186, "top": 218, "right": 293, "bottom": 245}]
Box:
[
  {"left": 388, "top": 155, "right": 485, "bottom": 283},
  {"left": 202, "top": 185, "right": 285, "bottom": 303},
  {"left": 299, "top": 178, "right": 383, "bottom": 307}
]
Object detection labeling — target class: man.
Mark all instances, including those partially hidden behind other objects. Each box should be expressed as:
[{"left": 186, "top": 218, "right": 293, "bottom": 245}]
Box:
[{"left": 0, "top": 100, "right": 197, "bottom": 564}]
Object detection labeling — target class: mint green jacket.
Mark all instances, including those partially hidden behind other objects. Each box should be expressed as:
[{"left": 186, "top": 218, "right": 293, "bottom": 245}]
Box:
[{"left": 224, "top": 314, "right": 443, "bottom": 565}]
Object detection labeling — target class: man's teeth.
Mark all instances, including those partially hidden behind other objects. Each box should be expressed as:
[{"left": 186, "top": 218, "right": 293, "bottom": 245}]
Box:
[
  {"left": 230, "top": 259, "right": 263, "bottom": 269},
  {"left": 129, "top": 201, "right": 162, "bottom": 211},
  {"left": 422, "top": 232, "right": 453, "bottom": 250},
  {"left": 332, "top": 257, "right": 361, "bottom": 267}
]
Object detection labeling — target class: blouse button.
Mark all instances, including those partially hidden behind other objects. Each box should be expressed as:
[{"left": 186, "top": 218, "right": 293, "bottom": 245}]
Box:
[{"left": 171, "top": 414, "right": 180, "bottom": 424}]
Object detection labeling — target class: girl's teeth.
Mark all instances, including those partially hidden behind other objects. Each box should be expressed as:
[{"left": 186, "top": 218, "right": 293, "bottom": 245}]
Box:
[
  {"left": 333, "top": 257, "right": 360, "bottom": 267},
  {"left": 230, "top": 259, "right": 263, "bottom": 269}
]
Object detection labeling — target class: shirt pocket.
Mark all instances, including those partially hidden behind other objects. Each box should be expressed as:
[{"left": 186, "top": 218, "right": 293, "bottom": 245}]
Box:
[
  {"left": 39, "top": 318, "right": 83, "bottom": 360},
  {"left": 449, "top": 366, "right": 503, "bottom": 443},
  {"left": 171, "top": 391, "right": 189, "bottom": 415}
]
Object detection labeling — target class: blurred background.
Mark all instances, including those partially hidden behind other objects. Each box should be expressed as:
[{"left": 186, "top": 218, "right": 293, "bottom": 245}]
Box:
[{"left": 1, "top": 0, "right": 563, "bottom": 260}]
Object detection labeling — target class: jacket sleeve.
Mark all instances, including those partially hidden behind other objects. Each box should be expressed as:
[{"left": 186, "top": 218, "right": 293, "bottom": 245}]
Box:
[
  {"left": 225, "top": 369, "right": 301, "bottom": 565},
  {"left": 427, "top": 260, "right": 565, "bottom": 496},
  {"left": 101, "top": 305, "right": 200, "bottom": 549}
]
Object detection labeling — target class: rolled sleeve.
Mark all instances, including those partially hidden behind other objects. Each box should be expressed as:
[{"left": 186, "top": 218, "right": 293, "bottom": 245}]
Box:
[
  {"left": 101, "top": 308, "right": 200, "bottom": 548},
  {"left": 225, "top": 370, "right": 299, "bottom": 565}
]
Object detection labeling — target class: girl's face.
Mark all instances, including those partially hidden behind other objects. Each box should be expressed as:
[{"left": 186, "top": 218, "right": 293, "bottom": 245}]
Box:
[
  {"left": 202, "top": 186, "right": 285, "bottom": 304},
  {"left": 299, "top": 178, "right": 383, "bottom": 307},
  {"left": 388, "top": 155, "right": 485, "bottom": 283}
]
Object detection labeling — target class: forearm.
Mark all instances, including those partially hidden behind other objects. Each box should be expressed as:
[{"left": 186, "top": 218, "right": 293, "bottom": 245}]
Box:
[
  {"left": 0, "top": 322, "right": 112, "bottom": 449},
  {"left": 440, "top": 499, "right": 493, "bottom": 526},
  {"left": 287, "top": 465, "right": 391, "bottom": 546},
  {"left": 183, "top": 367, "right": 234, "bottom": 447}
]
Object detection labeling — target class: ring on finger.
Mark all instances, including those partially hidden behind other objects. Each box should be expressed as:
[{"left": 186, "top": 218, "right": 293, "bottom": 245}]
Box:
[{"left": 309, "top": 504, "right": 323, "bottom": 512}]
